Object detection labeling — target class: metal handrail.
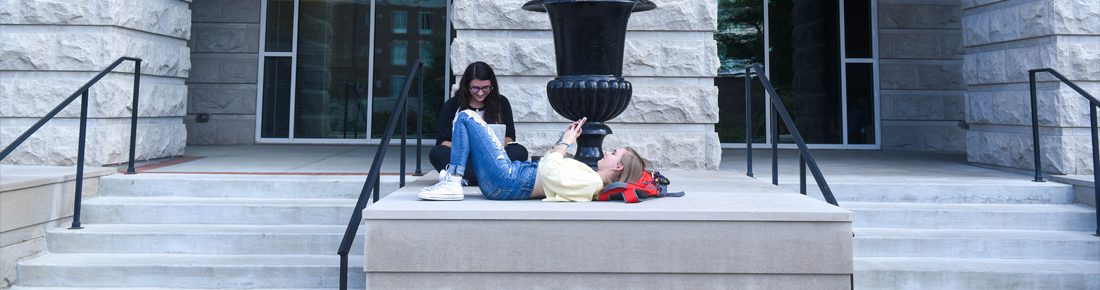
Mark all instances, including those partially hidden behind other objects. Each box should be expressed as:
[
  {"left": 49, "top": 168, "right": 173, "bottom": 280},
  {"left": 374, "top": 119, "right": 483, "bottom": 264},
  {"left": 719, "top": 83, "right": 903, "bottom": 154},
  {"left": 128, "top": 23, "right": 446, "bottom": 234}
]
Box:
[
  {"left": 337, "top": 60, "right": 424, "bottom": 289},
  {"left": 744, "top": 64, "right": 839, "bottom": 206},
  {"left": 1027, "top": 68, "right": 1099, "bottom": 236},
  {"left": 0, "top": 56, "right": 143, "bottom": 229}
]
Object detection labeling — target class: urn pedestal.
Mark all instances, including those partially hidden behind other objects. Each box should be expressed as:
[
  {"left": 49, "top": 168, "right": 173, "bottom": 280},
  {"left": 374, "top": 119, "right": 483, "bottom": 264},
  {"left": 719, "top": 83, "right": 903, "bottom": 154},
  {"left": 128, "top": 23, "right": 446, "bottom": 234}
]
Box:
[{"left": 522, "top": 0, "right": 655, "bottom": 167}]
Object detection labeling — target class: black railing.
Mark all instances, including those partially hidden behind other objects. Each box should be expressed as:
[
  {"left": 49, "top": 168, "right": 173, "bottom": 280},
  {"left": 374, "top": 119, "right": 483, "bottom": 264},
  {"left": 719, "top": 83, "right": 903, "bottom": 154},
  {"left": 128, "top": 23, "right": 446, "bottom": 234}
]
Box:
[
  {"left": 744, "top": 64, "right": 839, "bottom": 206},
  {"left": 0, "top": 57, "right": 143, "bottom": 229},
  {"left": 1027, "top": 68, "right": 1099, "bottom": 236},
  {"left": 337, "top": 60, "right": 424, "bottom": 289}
]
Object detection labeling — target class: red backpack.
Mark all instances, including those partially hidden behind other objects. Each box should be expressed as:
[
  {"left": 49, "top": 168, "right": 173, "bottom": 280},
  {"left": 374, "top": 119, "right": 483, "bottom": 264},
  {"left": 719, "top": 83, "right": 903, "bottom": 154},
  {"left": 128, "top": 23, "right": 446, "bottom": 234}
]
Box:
[{"left": 596, "top": 170, "right": 685, "bottom": 203}]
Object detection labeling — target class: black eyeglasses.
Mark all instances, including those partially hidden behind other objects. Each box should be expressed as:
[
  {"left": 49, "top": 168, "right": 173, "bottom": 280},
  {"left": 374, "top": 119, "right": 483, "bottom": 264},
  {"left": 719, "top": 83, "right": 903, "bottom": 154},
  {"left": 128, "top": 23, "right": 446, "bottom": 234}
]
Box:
[{"left": 470, "top": 85, "right": 493, "bottom": 93}]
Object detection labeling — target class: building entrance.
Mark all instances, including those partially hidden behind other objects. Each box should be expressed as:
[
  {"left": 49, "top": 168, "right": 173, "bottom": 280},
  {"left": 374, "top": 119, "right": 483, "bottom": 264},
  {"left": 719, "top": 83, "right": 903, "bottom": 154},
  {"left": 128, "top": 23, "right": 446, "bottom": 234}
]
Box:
[
  {"left": 715, "top": 0, "right": 879, "bottom": 149},
  {"left": 258, "top": 0, "right": 448, "bottom": 143}
]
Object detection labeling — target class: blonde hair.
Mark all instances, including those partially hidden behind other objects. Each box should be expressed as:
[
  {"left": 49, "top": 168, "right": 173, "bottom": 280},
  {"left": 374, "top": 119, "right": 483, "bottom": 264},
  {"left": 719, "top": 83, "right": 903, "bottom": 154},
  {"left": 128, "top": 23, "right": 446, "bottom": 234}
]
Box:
[{"left": 611, "top": 147, "right": 646, "bottom": 184}]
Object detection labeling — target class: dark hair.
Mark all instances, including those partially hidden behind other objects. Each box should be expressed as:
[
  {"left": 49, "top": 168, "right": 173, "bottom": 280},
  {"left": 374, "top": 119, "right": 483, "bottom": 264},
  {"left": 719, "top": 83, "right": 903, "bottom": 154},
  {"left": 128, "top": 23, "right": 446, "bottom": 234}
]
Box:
[{"left": 456, "top": 62, "right": 502, "bottom": 123}]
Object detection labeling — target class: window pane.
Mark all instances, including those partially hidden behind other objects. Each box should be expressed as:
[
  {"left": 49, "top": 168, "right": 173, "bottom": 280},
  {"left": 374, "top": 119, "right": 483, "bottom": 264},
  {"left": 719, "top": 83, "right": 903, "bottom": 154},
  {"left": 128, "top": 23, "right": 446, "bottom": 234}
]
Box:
[
  {"left": 265, "top": 0, "right": 295, "bottom": 52},
  {"left": 391, "top": 75, "right": 407, "bottom": 98},
  {"left": 392, "top": 11, "right": 407, "bottom": 34},
  {"left": 419, "top": 41, "right": 431, "bottom": 67},
  {"left": 846, "top": 63, "right": 875, "bottom": 144},
  {"left": 262, "top": 57, "right": 292, "bottom": 138},
  {"left": 373, "top": 0, "right": 447, "bottom": 139},
  {"left": 419, "top": 12, "right": 432, "bottom": 34},
  {"left": 770, "top": 0, "right": 843, "bottom": 144},
  {"left": 391, "top": 41, "right": 408, "bottom": 66},
  {"left": 844, "top": 0, "right": 873, "bottom": 58},
  {"left": 715, "top": 0, "right": 767, "bottom": 143},
  {"left": 293, "top": 0, "right": 372, "bottom": 139}
]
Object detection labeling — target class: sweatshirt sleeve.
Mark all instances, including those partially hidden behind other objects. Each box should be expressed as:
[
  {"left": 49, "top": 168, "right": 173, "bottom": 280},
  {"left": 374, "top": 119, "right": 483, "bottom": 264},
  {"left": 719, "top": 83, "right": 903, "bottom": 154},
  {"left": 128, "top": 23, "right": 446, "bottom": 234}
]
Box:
[
  {"left": 500, "top": 96, "right": 517, "bottom": 140},
  {"left": 538, "top": 152, "right": 603, "bottom": 202},
  {"left": 435, "top": 97, "right": 459, "bottom": 145}
]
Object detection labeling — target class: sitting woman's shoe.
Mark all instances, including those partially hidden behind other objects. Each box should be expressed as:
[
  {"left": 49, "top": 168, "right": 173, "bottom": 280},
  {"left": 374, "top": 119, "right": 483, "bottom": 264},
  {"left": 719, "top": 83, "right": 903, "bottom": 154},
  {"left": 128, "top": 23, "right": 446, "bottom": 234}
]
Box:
[{"left": 418, "top": 174, "right": 465, "bottom": 201}]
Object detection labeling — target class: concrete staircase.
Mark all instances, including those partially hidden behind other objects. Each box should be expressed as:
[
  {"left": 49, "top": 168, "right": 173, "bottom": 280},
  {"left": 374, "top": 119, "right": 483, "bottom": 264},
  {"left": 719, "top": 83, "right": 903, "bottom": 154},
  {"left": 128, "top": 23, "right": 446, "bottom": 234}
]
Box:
[
  {"left": 786, "top": 177, "right": 1100, "bottom": 289},
  {"left": 11, "top": 173, "right": 400, "bottom": 289}
]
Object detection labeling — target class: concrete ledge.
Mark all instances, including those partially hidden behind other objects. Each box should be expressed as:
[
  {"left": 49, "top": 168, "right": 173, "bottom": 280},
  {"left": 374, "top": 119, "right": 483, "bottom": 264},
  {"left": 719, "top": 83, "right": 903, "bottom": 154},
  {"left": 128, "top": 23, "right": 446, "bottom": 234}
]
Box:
[
  {"left": 0, "top": 165, "right": 115, "bottom": 288},
  {"left": 366, "top": 273, "right": 851, "bottom": 289},
  {"left": 1048, "top": 174, "right": 1097, "bottom": 207},
  {"left": 363, "top": 171, "right": 853, "bottom": 289}
]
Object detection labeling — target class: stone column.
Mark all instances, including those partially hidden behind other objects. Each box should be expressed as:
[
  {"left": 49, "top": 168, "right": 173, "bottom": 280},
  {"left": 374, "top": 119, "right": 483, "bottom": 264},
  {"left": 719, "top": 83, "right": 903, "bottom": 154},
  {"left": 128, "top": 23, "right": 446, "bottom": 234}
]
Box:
[
  {"left": 963, "top": 0, "right": 1099, "bottom": 174},
  {"left": 878, "top": 0, "right": 967, "bottom": 151},
  {"left": 451, "top": 0, "right": 721, "bottom": 170},
  {"left": 0, "top": 0, "right": 191, "bottom": 166},
  {"left": 186, "top": 0, "right": 261, "bottom": 145}
]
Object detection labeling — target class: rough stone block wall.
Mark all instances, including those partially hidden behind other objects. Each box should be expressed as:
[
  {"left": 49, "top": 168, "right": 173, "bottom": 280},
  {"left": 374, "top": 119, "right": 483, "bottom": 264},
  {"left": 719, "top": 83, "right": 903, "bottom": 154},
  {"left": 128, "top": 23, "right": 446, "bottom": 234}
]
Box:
[
  {"left": 0, "top": 0, "right": 191, "bottom": 166},
  {"left": 451, "top": 0, "right": 721, "bottom": 170},
  {"left": 185, "top": 0, "right": 260, "bottom": 145},
  {"left": 877, "top": 0, "right": 967, "bottom": 152},
  {"left": 963, "top": 0, "right": 1099, "bottom": 175}
]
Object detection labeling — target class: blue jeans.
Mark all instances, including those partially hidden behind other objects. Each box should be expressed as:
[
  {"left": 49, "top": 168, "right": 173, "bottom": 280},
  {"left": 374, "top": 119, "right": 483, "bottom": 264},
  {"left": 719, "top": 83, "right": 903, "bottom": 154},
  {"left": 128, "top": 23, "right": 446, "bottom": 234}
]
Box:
[{"left": 447, "top": 110, "right": 538, "bottom": 200}]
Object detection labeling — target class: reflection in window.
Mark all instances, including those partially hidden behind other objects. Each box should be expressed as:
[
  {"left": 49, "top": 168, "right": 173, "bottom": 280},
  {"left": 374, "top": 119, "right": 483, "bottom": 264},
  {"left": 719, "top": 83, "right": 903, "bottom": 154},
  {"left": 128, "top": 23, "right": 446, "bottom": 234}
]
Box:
[
  {"left": 419, "top": 41, "right": 431, "bottom": 67},
  {"left": 392, "top": 11, "right": 407, "bottom": 34},
  {"left": 264, "top": 0, "right": 294, "bottom": 52},
  {"left": 419, "top": 12, "right": 433, "bottom": 35},
  {"left": 391, "top": 75, "right": 407, "bottom": 98},
  {"left": 391, "top": 41, "right": 408, "bottom": 66}
]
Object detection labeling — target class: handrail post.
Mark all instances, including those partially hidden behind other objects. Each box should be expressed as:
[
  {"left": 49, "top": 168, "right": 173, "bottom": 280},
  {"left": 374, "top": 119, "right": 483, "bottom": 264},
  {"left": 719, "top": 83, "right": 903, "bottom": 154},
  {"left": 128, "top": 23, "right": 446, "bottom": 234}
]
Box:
[
  {"left": 126, "top": 59, "right": 141, "bottom": 174},
  {"left": 1029, "top": 71, "right": 1044, "bottom": 182},
  {"left": 70, "top": 90, "right": 90, "bottom": 230},
  {"left": 339, "top": 254, "right": 349, "bottom": 290},
  {"left": 745, "top": 66, "right": 753, "bottom": 178},
  {"left": 800, "top": 153, "right": 806, "bottom": 195},
  {"left": 400, "top": 86, "right": 408, "bottom": 188},
  {"left": 1091, "top": 104, "right": 1099, "bottom": 237},
  {"left": 415, "top": 65, "right": 424, "bottom": 176},
  {"left": 772, "top": 103, "right": 778, "bottom": 186}
]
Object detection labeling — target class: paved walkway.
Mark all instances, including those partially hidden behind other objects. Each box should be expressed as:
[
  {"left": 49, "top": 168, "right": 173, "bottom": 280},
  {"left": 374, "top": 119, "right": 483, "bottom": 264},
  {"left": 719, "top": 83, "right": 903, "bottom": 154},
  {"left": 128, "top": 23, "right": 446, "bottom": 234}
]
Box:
[{"left": 115, "top": 145, "right": 1093, "bottom": 195}]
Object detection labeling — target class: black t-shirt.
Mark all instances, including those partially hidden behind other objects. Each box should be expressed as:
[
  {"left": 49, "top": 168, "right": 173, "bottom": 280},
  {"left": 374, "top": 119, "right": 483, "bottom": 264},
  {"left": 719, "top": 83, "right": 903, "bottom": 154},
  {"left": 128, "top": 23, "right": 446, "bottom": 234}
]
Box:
[{"left": 435, "top": 95, "right": 517, "bottom": 146}]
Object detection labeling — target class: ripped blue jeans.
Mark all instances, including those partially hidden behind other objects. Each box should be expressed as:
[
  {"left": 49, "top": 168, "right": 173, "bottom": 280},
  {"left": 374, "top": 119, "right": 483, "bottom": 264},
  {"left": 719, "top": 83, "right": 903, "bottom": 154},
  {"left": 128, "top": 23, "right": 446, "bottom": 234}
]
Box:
[{"left": 446, "top": 110, "right": 538, "bottom": 200}]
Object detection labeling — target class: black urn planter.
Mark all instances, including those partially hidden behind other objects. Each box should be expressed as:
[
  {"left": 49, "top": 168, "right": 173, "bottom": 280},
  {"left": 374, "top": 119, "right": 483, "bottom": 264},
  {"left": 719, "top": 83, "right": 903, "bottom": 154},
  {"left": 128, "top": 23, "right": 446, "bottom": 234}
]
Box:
[{"left": 522, "top": 0, "right": 655, "bottom": 168}]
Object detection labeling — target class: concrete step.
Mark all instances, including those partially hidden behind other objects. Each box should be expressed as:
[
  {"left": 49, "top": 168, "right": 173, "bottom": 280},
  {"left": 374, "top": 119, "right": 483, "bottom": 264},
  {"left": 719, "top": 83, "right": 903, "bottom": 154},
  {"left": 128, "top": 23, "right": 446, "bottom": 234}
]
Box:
[
  {"left": 81, "top": 197, "right": 356, "bottom": 225},
  {"left": 854, "top": 227, "right": 1100, "bottom": 260},
  {"left": 854, "top": 257, "right": 1100, "bottom": 289},
  {"left": 844, "top": 202, "right": 1098, "bottom": 231},
  {"left": 784, "top": 179, "right": 1075, "bottom": 204},
  {"left": 98, "top": 173, "right": 402, "bottom": 199},
  {"left": 16, "top": 253, "right": 365, "bottom": 288},
  {"left": 46, "top": 224, "right": 364, "bottom": 255}
]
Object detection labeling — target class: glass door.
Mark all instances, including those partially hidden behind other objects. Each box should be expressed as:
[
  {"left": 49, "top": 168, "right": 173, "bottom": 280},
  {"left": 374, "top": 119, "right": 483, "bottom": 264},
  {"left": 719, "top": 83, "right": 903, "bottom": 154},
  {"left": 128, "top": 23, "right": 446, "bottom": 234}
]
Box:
[
  {"left": 257, "top": 0, "right": 448, "bottom": 143},
  {"left": 715, "top": 0, "right": 878, "bottom": 149}
]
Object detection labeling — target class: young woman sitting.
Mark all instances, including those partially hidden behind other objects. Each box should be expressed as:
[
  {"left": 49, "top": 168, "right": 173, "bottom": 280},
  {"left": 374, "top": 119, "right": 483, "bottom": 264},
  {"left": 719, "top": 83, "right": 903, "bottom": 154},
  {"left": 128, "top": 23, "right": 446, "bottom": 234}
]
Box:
[
  {"left": 429, "top": 62, "right": 528, "bottom": 186},
  {"left": 419, "top": 112, "right": 646, "bottom": 201}
]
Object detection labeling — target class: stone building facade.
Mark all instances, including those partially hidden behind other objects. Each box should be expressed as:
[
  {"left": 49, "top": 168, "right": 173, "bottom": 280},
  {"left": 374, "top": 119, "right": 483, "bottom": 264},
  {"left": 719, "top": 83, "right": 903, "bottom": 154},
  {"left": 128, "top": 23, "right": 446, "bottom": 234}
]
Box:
[
  {"left": 0, "top": 0, "right": 191, "bottom": 166},
  {"left": 962, "top": 0, "right": 1098, "bottom": 175},
  {"left": 0, "top": 0, "right": 1096, "bottom": 174}
]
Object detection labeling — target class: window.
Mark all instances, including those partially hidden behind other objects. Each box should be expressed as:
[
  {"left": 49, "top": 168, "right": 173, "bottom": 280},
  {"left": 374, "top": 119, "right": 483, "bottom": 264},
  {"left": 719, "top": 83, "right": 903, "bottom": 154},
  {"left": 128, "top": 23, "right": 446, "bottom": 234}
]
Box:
[
  {"left": 419, "top": 41, "right": 431, "bottom": 67},
  {"left": 419, "top": 12, "right": 432, "bottom": 35},
  {"left": 391, "top": 75, "right": 407, "bottom": 98},
  {"left": 392, "top": 11, "right": 407, "bottom": 34},
  {"left": 391, "top": 40, "right": 407, "bottom": 66}
]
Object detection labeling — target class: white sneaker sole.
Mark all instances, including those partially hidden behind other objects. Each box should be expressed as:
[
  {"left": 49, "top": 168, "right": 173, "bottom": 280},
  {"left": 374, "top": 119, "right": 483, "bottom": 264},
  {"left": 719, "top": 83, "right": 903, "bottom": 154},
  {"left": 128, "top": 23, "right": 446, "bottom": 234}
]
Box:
[{"left": 418, "top": 193, "right": 464, "bottom": 201}]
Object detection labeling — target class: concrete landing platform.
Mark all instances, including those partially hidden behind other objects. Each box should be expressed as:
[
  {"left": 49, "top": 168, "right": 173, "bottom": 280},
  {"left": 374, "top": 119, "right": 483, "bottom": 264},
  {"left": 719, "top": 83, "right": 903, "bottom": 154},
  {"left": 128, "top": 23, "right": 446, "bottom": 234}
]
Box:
[{"left": 362, "top": 170, "right": 854, "bottom": 289}]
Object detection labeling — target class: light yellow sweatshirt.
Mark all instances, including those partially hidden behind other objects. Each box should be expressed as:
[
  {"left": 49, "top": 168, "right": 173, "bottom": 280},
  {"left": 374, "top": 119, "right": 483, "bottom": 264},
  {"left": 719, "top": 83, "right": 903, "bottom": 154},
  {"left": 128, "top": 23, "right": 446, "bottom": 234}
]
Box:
[{"left": 538, "top": 151, "right": 603, "bottom": 202}]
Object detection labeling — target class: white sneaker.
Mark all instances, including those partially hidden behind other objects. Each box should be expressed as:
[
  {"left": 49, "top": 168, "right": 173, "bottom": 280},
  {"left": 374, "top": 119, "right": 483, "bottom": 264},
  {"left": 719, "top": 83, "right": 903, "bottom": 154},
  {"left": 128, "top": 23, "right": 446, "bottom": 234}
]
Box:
[{"left": 418, "top": 173, "right": 464, "bottom": 201}]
